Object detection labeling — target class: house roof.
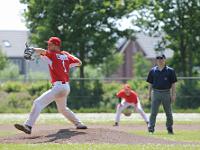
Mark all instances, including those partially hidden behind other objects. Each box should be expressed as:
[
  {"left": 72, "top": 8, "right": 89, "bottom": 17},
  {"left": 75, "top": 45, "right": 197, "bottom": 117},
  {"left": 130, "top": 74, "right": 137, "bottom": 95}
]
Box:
[
  {"left": 0, "top": 30, "right": 29, "bottom": 57},
  {"left": 118, "top": 33, "right": 174, "bottom": 59},
  {"left": 135, "top": 33, "right": 173, "bottom": 59}
]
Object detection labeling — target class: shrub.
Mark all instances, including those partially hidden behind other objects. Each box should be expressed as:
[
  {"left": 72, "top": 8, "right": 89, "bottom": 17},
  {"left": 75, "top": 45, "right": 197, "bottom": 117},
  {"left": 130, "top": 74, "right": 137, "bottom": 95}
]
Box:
[
  {"left": 1, "top": 81, "right": 25, "bottom": 93},
  {"left": 27, "top": 81, "right": 51, "bottom": 96},
  {"left": 0, "top": 92, "right": 32, "bottom": 113},
  {"left": 101, "top": 82, "right": 122, "bottom": 109},
  {"left": 0, "top": 63, "right": 21, "bottom": 80},
  {"left": 0, "top": 49, "right": 8, "bottom": 70},
  {"left": 8, "top": 92, "right": 32, "bottom": 108},
  {"left": 127, "top": 80, "right": 150, "bottom": 108},
  {"left": 100, "top": 80, "right": 150, "bottom": 110},
  {"left": 68, "top": 80, "right": 104, "bottom": 109},
  {"left": 0, "top": 91, "right": 8, "bottom": 103},
  {"left": 175, "top": 80, "right": 200, "bottom": 109}
]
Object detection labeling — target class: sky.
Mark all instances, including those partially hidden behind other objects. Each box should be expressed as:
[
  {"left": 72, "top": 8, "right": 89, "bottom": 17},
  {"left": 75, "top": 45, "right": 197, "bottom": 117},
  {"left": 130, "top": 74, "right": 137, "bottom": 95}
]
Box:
[
  {"left": 0, "top": 0, "right": 134, "bottom": 31},
  {"left": 0, "top": 0, "right": 27, "bottom": 30}
]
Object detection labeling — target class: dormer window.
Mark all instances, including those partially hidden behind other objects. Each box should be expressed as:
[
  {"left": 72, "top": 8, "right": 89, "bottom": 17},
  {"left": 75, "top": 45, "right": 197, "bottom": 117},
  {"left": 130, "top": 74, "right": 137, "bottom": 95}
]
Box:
[{"left": 3, "top": 40, "right": 11, "bottom": 47}]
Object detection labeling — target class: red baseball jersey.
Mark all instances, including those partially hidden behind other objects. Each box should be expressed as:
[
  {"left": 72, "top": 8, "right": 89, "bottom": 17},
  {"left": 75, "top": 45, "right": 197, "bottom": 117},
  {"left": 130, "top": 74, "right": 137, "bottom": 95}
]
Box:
[
  {"left": 41, "top": 50, "right": 80, "bottom": 83},
  {"left": 116, "top": 89, "right": 138, "bottom": 104}
]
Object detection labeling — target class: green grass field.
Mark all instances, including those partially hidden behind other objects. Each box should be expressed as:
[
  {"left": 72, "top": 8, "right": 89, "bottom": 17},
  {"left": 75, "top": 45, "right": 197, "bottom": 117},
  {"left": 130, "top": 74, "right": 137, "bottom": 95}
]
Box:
[
  {"left": 0, "top": 113, "right": 199, "bottom": 150},
  {"left": 0, "top": 143, "right": 200, "bottom": 150},
  {"left": 130, "top": 130, "right": 200, "bottom": 143}
]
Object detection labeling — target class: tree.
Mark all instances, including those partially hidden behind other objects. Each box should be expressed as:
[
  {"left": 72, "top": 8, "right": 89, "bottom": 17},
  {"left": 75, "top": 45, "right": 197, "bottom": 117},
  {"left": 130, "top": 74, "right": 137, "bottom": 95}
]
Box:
[
  {"left": 71, "top": 53, "right": 123, "bottom": 78},
  {"left": 100, "top": 53, "right": 123, "bottom": 77},
  {"left": 133, "top": 52, "right": 151, "bottom": 77},
  {"left": 137, "top": 0, "right": 200, "bottom": 77},
  {"left": 0, "top": 49, "right": 21, "bottom": 80},
  {"left": 0, "top": 49, "right": 7, "bottom": 70},
  {"left": 20, "top": 0, "right": 148, "bottom": 78},
  {"left": 136, "top": 1, "right": 200, "bottom": 109}
]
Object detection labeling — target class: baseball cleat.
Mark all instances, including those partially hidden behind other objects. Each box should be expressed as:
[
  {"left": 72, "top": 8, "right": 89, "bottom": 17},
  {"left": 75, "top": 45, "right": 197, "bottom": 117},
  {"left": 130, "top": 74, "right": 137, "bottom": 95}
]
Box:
[
  {"left": 167, "top": 127, "right": 174, "bottom": 134},
  {"left": 148, "top": 127, "right": 154, "bottom": 134},
  {"left": 113, "top": 122, "right": 119, "bottom": 126},
  {"left": 76, "top": 124, "right": 88, "bottom": 129},
  {"left": 14, "top": 124, "right": 32, "bottom": 134}
]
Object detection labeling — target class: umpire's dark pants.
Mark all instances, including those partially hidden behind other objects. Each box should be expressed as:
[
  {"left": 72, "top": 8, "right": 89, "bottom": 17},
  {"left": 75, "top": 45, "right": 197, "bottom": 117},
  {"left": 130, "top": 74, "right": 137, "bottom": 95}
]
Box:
[{"left": 149, "top": 89, "right": 173, "bottom": 129}]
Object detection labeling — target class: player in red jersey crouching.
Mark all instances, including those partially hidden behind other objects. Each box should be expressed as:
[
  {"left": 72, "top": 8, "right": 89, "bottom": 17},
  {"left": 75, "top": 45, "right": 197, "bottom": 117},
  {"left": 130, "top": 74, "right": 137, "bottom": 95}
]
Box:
[{"left": 114, "top": 84, "right": 149, "bottom": 126}]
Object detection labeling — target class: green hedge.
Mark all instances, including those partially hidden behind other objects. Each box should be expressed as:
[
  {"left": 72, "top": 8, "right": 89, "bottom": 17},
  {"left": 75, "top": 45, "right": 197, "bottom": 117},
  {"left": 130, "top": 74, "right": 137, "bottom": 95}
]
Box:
[
  {"left": 0, "top": 79, "right": 199, "bottom": 113},
  {"left": 0, "top": 81, "right": 25, "bottom": 93},
  {"left": 175, "top": 80, "right": 200, "bottom": 109},
  {"left": 0, "top": 80, "right": 149, "bottom": 113},
  {"left": 0, "top": 81, "right": 51, "bottom": 113}
]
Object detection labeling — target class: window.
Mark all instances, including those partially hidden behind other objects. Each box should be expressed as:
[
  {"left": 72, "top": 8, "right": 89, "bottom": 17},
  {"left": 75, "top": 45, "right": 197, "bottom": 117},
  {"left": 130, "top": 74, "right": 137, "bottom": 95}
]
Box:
[{"left": 2, "top": 40, "right": 11, "bottom": 47}]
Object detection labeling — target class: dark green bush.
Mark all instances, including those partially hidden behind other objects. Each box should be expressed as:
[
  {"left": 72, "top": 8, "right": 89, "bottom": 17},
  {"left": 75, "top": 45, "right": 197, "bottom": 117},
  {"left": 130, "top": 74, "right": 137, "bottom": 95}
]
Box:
[
  {"left": 101, "top": 82, "right": 122, "bottom": 109},
  {"left": 127, "top": 80, "right": 150, "bottom": 108},
  {"left": 100, "top": 80, "right": 150, "bottom": 110},
  {"left": 0, "top": 79, "right": 199, "bottom": 113},
  {"left": 27, "top": 81, "right": 51, "bottom": 96},
  {"left": 0, "top": 92, "right": 32, "bottom": 113},
  {"left": 8, "top": 92, "right": 32, "bottom": 108},
  {"left": 76, "top": 107, "right": 114, "bottom": 113},
  {"left": 68, "top": 80, "right": 104, "bottom": 109},
  {"left": 54, "top": 79, "right": 149, "bottom": 111},
  {"left": 176, "top": 80, "right": 200, "bottom": 109},
  {"left": 1, "top": 81, "right": 24, "bottom": 93}
]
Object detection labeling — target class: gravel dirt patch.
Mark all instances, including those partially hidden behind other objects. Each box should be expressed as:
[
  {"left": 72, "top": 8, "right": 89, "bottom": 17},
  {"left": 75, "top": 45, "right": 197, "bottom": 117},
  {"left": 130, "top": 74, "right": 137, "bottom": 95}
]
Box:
[{"left": 0, "top": 124, "right": 199, "bottom": 145}]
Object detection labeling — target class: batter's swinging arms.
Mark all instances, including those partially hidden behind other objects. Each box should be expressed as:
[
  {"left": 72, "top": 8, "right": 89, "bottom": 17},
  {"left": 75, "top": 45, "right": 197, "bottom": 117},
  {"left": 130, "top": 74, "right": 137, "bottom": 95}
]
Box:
[{"left": 14, "top": 37, "right": 87, "bottom": 134}]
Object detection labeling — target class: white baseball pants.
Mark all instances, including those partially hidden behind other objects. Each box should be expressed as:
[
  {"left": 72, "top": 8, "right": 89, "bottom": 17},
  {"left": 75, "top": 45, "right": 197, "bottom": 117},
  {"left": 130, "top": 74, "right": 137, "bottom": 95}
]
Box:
[
  {"left": 115, "top": 99, "right": 149, "bottom": 123},
  {"left": 24, "top": 81, "right": 82, "bottom": 127}
]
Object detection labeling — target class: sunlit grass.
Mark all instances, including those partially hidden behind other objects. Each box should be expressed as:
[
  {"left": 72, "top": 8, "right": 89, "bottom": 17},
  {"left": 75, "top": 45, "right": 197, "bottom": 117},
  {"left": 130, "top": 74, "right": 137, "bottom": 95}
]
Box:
[
  {"left": 130, "top": 130, "right": 200, "bottom": 143},
  {"left": 0, "top": 113, "right": 200, "bottom": 125},
  {"left": 0, "top": 113, "right": 199, "bottom": 125},
  {"left": 0, "top": 114, "right": 199, "bottom": 150},
  {"left": 0, "top": 144, "right": 199, "bottom": 150}
]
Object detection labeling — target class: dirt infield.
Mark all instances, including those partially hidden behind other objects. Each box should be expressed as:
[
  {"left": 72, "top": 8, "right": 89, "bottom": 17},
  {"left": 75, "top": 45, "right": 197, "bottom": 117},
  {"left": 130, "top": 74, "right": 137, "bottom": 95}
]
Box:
[{"left": 0, "top": 124, "right": 199, "bottom": 145}]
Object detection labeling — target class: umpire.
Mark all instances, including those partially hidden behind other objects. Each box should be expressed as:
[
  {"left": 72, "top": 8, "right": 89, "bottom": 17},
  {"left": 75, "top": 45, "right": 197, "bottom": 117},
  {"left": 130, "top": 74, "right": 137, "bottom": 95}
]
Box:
[{"left": 146, "top": 54, "right": 177, "bottom": 134}]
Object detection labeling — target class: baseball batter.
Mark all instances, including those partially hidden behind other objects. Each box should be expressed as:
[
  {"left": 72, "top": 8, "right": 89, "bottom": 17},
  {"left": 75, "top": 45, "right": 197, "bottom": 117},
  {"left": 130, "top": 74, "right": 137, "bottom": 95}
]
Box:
[
  {"left": 114, "top": 84, "right": 149, "bottom": 126},
  {"left": 14, "top": 37, "right": 87, "bottom": 134}
]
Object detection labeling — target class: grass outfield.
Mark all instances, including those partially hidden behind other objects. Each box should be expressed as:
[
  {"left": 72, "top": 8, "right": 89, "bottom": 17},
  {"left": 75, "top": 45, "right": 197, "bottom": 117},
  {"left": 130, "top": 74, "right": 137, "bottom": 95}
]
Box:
[
  {"left": 0, "top": 144, "right": 200, "bottom": 150},
  {"left": 0, "top": 113, "right": 200, "bottom": 124},
  {"left": 130, "top": 130, "right": 200, "bottom": 143},
  {"left": 0, "top": 113, "right": 199, "bottom": 150}
]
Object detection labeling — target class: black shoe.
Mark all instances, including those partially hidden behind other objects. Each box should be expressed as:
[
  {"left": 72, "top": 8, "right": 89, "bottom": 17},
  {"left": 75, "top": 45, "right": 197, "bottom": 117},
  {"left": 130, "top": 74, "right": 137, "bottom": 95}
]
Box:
[
  {"left": 76, "top": 124, "right": 88, "bottom": 129},
  {"left": 14, "top": 124, "right": 32, "bottom": 134},
  {"left": 113, "top": 122, "right": 119, "bottom": 126},
  {"left": 167, "top": 127, "right": 174, "bottom": 134},
  {"left": 148, "top": 127, "right": 154, "bottom": 134}
]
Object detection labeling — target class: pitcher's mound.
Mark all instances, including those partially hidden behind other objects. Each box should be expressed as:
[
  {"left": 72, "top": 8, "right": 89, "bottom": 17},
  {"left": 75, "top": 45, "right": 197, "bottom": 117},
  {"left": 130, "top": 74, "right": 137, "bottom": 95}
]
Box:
[{"left": 0, "top": 125, "right": 196, "bottom": 145}]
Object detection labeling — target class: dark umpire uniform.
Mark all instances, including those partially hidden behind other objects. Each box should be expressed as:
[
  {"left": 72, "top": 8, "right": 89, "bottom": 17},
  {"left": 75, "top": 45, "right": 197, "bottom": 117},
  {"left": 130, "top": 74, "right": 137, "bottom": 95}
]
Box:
[{"left": 146, "top": 55, "right": 177, "bottom": 134}]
